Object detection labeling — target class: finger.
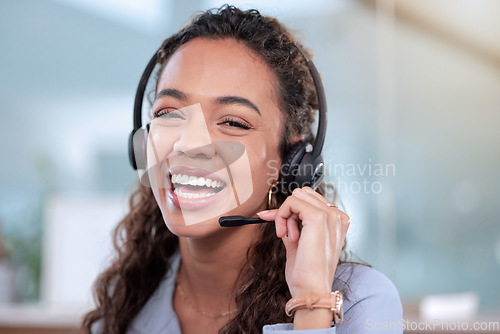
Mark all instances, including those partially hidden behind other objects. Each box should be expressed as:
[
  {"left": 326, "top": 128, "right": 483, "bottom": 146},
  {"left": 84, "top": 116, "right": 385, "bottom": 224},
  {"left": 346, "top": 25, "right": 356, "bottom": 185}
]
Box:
[
  {"left": 295, "top": 188, "right": 351, "bottom": 231},
  {"left": 257, "top": 209, "right": 306, "bottom": 241},
  {"left": 340, "top": 213, "right": 351, "bottom": 237},
  {"left": 256, "top": 209, "right": 277, "bottom": 221},
  {"left": 256, "top": 209, "right": 286, "bottom": 238},
  {"left": 280, "top": 228, "right": 296, "bottom": 252},
  {"left": 285, "top": 212, "right": 299, "bottom": 242},
  {"left": 302, "top": 187, "right": 347, "bottom": 220},
  {"left": 274, "top": 196, "right": 326, "bottom": 241},
  {"left": 301, "top": 186, "right": 332, "bottom": 206},
  {"left": 274, "top": 196, "right": 305, "bottom": 240},
  {"left": 326, "top": 211, "right": 350, "bottom": 255},
  {"left": 339, "top": 216, "right": 350, "bottom": 253},
  {"left": 291, "top": 187, "right": 331, "bottom": 211}
]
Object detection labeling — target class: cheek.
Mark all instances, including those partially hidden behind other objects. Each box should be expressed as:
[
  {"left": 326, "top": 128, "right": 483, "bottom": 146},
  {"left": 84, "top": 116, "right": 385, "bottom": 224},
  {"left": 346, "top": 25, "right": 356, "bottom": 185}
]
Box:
[
  {"left": 247, "top": 139, "right": 282, "bottom": 189},
  {"left": 146, "top": 129, "right": 177, "bottom": 189},
  {"left": 146, "top": 127, "right": 179, "bottom": 166}
]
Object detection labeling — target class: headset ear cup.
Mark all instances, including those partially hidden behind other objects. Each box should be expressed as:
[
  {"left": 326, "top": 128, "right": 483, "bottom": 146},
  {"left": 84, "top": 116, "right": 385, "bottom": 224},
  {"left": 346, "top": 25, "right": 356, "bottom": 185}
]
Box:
[
  {"left": 296, "top": 153, "right": 325, "bottom": 190},
  {"left": 128, "top": 130, "right": 138, "bottom": 170},
  {"left": 129, "top": 128, "right": 147, "bottom": 170},
  {"left": 279, "top": 141, "right": 308, "bottom": 194}
]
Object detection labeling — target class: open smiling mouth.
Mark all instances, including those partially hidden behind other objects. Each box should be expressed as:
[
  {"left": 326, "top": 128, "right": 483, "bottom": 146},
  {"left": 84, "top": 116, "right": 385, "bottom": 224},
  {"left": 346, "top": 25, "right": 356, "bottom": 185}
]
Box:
[{"left": 169, "top": 173, "right": 227, "bottom": 199}]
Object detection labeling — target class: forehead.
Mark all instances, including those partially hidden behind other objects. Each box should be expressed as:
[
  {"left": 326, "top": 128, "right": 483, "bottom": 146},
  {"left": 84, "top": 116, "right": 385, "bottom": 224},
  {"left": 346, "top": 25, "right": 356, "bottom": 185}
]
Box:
[{"left": 157, "top": 38, "right": 280, "bottom": 109}]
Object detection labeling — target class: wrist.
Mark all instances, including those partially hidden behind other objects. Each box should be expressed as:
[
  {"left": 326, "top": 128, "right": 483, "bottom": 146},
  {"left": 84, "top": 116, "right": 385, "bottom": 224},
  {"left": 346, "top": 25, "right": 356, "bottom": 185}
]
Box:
[
  {"left": 293, "top": 308, "right": 333, "bottom": 330},
  {"left": 292, "top": 285, "right": 331, "bottom": 298},
  {"left": 286, "top": 291, "right": 343, "bottom": 327}
]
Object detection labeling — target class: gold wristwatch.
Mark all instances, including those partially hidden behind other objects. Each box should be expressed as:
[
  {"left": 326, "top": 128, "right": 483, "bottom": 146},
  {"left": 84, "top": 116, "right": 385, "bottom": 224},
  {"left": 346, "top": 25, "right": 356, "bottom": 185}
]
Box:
[{"left": 285, "top": 291, "right": 343, "bottom": 324}]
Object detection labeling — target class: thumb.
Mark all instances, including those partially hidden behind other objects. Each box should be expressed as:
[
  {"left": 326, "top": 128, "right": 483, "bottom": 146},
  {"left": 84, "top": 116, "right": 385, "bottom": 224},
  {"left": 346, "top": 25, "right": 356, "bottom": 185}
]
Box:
[{"left": 281, "top": 231, "right": 298, "bottom": 257}]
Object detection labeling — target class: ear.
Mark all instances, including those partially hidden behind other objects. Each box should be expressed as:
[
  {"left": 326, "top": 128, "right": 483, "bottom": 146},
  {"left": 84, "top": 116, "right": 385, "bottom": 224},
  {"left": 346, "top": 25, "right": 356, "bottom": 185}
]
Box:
[
  {"left": 290, "top": 134, "right": 305, "bottom": 145},
  {"left": 270, "top": 134, "right": 305, "bottom": 182}
]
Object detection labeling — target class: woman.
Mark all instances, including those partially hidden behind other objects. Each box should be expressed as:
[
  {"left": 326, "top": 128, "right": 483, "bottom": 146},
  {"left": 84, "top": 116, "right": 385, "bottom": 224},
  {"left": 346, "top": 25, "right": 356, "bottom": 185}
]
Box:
[{"left": 82, "top": 5, "right": 402, "bottom": 334}]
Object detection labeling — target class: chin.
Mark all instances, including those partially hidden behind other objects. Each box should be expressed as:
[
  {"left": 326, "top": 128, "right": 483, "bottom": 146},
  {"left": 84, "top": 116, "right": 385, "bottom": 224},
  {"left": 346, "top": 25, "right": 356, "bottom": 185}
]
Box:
[{"left": 162, "top": 213, "right": 222, "bottom": 238}]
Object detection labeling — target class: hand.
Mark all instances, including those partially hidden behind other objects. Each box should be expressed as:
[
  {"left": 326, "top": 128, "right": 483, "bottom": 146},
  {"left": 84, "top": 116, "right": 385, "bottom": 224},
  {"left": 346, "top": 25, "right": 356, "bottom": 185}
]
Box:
[{"left": 257, "top": 187, "right": 350, "bottom": 299}]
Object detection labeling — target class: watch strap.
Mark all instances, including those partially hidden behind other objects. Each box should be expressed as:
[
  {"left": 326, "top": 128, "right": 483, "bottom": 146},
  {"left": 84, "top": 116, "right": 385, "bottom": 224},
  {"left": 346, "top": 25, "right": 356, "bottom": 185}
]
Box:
[{"left": 285, "top": 291, "right": 343, "bottom": 324}]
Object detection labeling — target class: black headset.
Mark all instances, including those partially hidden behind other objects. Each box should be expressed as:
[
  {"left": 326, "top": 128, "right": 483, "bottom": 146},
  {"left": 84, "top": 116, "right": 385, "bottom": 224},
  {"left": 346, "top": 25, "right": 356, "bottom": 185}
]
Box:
[{"left": 128, "top": 43, "right": 327, "bottom": 195}]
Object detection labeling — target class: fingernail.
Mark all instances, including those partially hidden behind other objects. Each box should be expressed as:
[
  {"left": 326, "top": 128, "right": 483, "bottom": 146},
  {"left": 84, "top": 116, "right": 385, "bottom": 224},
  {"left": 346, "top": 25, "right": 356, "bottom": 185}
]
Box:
[{"left": 257, "top": 210, "right": 269, "bottom": 216}]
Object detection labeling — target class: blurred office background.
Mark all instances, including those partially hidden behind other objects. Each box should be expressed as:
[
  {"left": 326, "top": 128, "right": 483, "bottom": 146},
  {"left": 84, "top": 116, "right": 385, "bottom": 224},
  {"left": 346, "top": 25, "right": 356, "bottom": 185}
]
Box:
[{"left": 0, "top": 0, "right": 499, "bottom": 332}]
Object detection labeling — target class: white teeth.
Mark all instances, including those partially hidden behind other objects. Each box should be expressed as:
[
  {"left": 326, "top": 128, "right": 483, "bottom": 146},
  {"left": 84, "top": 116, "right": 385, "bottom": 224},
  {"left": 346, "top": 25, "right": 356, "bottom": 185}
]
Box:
[
  {"left": 187, "top": 176, "right": 198, "bottom": 186},
  {"left": 197, "top": 177, "right": 206, "bottom": 186},
  {"left": 171, "top": 173, "right": 225, "bottom": 188},
  {"left": 174, "top": 188, "right": 217, "bottom": 198}
]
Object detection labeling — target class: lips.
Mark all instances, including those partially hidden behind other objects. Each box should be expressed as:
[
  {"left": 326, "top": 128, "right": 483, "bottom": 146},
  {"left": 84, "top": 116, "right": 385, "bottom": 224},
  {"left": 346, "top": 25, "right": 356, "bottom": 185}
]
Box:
[{"left": 166, "top": 166, "right": 228, "bottom": 210}]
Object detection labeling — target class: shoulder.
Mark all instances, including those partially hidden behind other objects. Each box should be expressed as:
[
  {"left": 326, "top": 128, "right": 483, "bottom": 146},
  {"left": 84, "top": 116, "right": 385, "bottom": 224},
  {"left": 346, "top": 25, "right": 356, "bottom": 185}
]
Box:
[
  {"left": 334, "top": 262, "right": 401, "bottom": 303},
  {"left": 127, "top": 249, "right": 183, "bottom": 334},
  {"left": 333, "top": 263, "right": 403, "bottom": 333}
]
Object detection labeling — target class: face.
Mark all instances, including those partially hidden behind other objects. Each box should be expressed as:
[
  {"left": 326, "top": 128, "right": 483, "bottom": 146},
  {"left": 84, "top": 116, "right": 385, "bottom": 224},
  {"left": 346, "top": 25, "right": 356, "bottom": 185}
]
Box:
[{"left": 146, "top": 37, "right": 284, "bottom": 238}]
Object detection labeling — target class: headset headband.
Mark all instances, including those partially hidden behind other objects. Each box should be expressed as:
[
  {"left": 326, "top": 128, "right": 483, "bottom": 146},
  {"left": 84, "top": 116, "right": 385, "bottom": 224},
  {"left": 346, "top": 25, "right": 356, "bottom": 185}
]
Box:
[{"left": 130, "top": 43, "right": 327, "bottom": 171}]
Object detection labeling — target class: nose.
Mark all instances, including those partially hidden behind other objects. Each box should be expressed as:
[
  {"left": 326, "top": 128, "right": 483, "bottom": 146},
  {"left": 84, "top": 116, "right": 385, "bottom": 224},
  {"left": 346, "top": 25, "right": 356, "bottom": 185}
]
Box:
[
  {"left": 173, "top": 134, "right": 215, "bottom": 159},
  {"left": 172, "top": 105, "right": 215, "bottom": 159}
]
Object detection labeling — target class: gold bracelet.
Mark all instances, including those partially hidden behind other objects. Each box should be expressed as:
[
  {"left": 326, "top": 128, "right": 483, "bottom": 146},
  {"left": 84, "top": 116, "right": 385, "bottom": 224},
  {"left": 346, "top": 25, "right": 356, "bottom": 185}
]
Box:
[{"left": 285, "top": 291, "right": 343, "bottom": 324}]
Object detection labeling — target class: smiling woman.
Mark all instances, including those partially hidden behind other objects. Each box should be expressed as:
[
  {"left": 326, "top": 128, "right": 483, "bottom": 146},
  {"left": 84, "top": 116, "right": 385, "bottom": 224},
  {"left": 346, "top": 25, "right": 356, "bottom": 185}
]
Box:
[
  {"left": 82, "top": 5, "right": 402, "bottom": 334},
  {"left": 148, "top": 37, "right": 283, "bottom": 230}
]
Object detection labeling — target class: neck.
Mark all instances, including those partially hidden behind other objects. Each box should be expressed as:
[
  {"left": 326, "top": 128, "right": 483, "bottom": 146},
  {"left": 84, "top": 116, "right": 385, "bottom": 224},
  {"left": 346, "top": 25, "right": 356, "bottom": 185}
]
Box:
[{"left": 177, "top": 223, "right": 261, "bottom": 313}]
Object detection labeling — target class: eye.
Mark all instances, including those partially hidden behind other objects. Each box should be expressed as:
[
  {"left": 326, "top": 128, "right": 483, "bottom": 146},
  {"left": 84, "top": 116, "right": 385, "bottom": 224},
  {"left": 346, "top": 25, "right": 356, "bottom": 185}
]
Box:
[
  {"left": 219, "top": 116, "right": 252, "bottom": 130},
  {"left": 154, "top": 108, "right": 184, "bottom": 119}
]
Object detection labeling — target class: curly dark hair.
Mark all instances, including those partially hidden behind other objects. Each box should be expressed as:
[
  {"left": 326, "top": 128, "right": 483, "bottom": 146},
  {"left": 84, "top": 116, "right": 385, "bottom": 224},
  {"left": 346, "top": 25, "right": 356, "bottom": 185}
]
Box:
[{"left": 82, "top": 4, "right": 354, "bottom": 333}]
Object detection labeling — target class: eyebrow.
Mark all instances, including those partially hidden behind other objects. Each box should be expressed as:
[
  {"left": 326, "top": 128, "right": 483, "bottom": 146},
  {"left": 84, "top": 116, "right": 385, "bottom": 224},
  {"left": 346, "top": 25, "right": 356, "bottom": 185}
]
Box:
[
  {"left": 155, "top": 88, "right": 261, "bottom": 116},
  {"left": 155, "top": 88, "right": 188, "bottom": 101},
  {"left": 214, "top": 96, "right": 261, "bottom": 116}
]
